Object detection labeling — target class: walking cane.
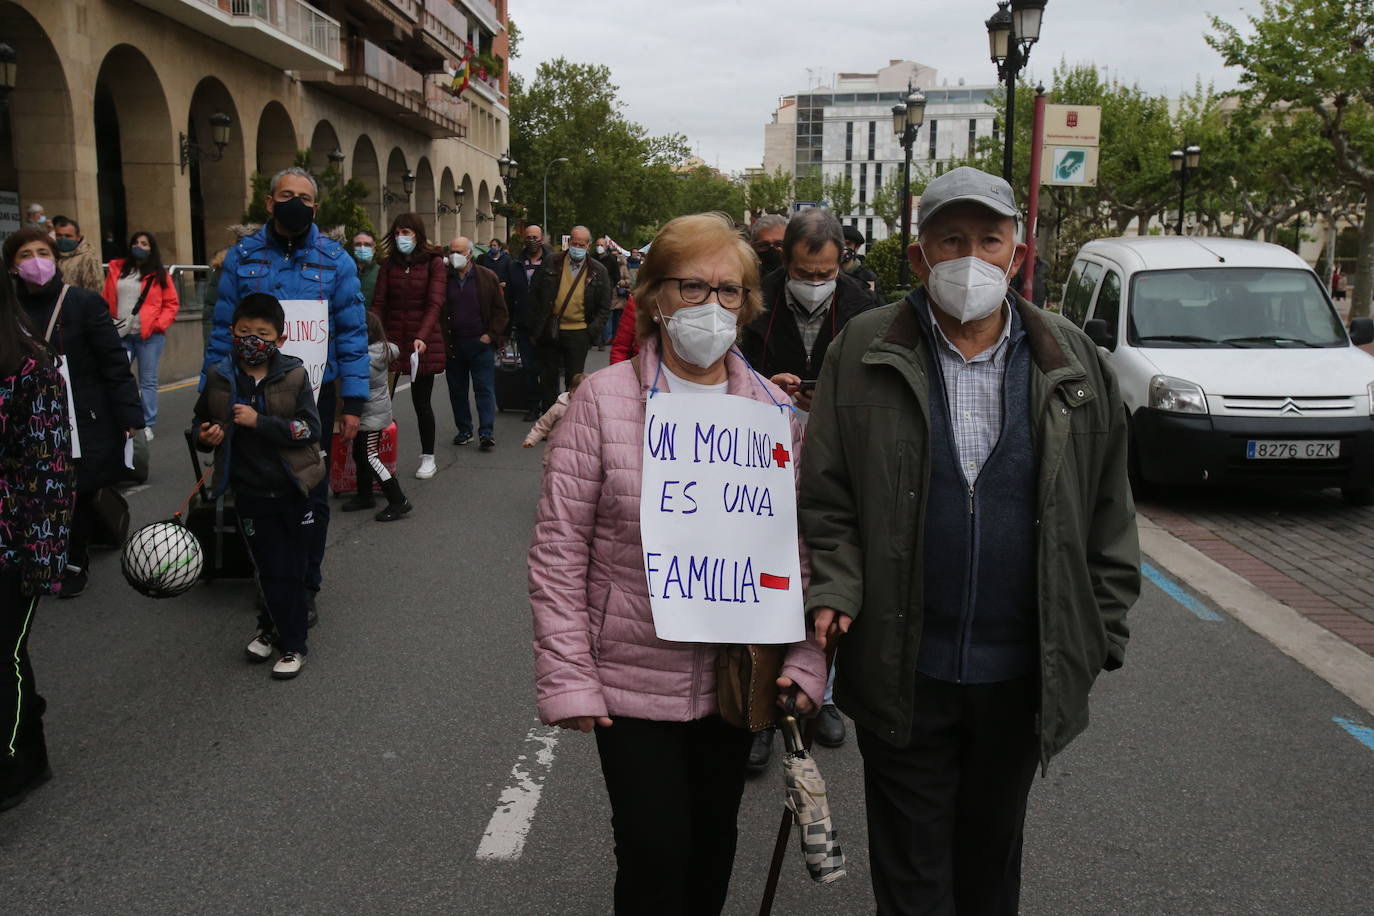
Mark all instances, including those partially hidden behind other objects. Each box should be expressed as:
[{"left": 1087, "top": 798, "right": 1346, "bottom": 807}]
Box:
[{"left": 758, "top": 636, "right": 842, "bottom": 916}]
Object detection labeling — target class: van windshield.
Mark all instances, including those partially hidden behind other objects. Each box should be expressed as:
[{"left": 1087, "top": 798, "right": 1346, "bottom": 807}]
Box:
[{"left": 1127, "top": 268, "right": 1347, "bottom": 348}]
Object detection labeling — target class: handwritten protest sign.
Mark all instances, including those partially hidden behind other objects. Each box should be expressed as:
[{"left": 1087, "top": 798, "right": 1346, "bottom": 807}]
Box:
[
  {"left": 639, "top": 392, "right": 804, "bottom": 644},
  {"left": 278, "top": 299, "right": 329, "bottom": 399}
]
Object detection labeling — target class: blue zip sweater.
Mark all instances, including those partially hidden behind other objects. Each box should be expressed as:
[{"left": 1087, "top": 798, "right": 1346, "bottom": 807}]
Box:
[
  {"left": 915, "top": 304, "right": 1040, "bottom": 684},
  {"left": 200, "top": 223, "right": 368, "bottom": 413}
]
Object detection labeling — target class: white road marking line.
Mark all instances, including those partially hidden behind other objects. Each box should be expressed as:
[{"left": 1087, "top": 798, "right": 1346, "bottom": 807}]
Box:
[
  {"left": 119, "top": 484, "right": 151, "bottom": 497},
  {"left": 475, "top": 726, "right": 560, "bottom": 861}
]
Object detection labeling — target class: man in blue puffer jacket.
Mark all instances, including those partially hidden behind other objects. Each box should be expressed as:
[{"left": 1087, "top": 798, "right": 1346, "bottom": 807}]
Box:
[{"left": 201, "top": 167, "right": 368, "bottom": 620}]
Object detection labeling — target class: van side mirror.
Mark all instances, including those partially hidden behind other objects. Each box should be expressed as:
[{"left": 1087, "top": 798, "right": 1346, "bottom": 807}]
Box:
[
  {"left": 1084, "top": 318, "right": 1116, "bottom": 349},
  {"left": 1350, "top": 317, "right": 1373, "bottom": 346}
]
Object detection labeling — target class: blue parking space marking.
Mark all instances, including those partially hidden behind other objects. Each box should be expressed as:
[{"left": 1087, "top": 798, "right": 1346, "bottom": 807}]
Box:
[
  {"left": 1141, "top": 561, "right": 1224, "bottom": 621},
  {"left": 1333, "top": 717, "right": 1374, "bottom": 752}
]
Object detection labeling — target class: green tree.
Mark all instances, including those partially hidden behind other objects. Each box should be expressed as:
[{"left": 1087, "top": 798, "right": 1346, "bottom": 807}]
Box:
[
  {"left": 793, "top": 172, "right": 824, "bottom": 206},
  {"left": 745, "top": 168, "right": 792, "bottom": 216},
  {"left": 1208, "top": 0, "right": 1374, "bottom": 316},
  {"left": 509, "top": 58, "right": 690, "bottom": 241},
  {"left": 673, "top": 165, "right": 746, "bottom": 220},
  {"left": 864, "top": 235, "right": 909, "bottom": 294},
  {"left": 823, "top": 174, "right": 855, "bottom": 217}
]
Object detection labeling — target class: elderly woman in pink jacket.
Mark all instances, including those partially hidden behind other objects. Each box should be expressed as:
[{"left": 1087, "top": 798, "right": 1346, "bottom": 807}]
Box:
[{"left": 529, "top": 212, "right": 826, "bottom": 914}]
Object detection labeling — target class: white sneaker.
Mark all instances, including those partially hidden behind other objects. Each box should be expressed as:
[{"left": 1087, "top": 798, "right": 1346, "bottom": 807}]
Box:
[
  {"left": 415, "top": 455, "right": 437, "bottom": 479},
  {"left": 272, "top": 651, "right": 305, "bottom": 679},
  {"left": 245, "top": 631, "right": 274, "bottom": 662},
  {"left": 144, "top": 428, "right": 155, "bottom": 442}
]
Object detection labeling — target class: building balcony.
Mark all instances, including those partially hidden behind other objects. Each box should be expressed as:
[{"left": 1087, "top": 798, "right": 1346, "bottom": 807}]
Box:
[
  {"left": 133, "top": 0, "right": 343, "bottom": 71},
  {"left": 300, "top": 39, "right": 466, "bottom": 138},
  {"left": 416, "top": 0, "right": 469, "bottom": 62},
  {"left": 342, "top": 0, "right": 419, "bottom": 41},
  {"left": 455, "top": 0, "right": 501, "bottom": 34}
]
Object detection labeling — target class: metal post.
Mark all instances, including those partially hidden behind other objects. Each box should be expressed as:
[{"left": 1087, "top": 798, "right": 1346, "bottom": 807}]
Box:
[
  {"left": 1022, "top": 87, "right": 1047, "bottom": 301},
  {"left": 1176, "top": 165, "right": 1187, "bottom": 236},
  {"left": 899, "top": 131, "right": 913, "bottom": 288}
]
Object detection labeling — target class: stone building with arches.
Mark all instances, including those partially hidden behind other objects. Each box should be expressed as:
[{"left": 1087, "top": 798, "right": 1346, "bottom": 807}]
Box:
[{"left": 0, "top": 0, "right": 513, "bottom": 269}]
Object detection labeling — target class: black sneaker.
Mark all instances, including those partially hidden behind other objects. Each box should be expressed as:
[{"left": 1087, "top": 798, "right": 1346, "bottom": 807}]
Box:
[
  {"left": 58, "top": 566, "right": 87, "bottom": 599},
  {"left": 480, "top": 435, "right": 496, "bottom": 451},
  {"left": 375, "top": 502, "right": 413, "bottom": 522},
  {"left": 0, "top": 759, "right": 53, "bottom": 812},
  {"left": 453, "top": 432, "right": 474, "bottom": 446},
  {"left": 816, "top": 704, "right": 847, "bottom": 748},
  {"left": 746, "top": 729, "right": 774, "bottom": 774}
]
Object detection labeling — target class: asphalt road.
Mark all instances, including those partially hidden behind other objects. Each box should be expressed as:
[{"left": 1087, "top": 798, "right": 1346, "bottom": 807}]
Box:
[{"left": 3, "top": 364, "right": 1372, "bottom": 915}]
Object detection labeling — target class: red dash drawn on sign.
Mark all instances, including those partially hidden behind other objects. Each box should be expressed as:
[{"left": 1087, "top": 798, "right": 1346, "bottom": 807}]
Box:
[{"left": 760, "top": 574, "right": 790, "bottom": 590}]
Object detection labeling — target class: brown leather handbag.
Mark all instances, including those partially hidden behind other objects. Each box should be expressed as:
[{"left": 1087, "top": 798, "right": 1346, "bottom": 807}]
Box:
[{"left": 717, "top": 644, "right": 786, "bottom": 731}]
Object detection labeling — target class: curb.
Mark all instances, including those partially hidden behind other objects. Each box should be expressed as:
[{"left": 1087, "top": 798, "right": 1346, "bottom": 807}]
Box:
[{"left": 1139, "top": 514, "right": 1374, "bottom": 717}]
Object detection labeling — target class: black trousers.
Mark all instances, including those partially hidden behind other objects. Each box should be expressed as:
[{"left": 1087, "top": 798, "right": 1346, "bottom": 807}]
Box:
[
  {"left": 538, "top": 328, "right": 591, "bottom": 411},
  {"left": 67, "top": 487, "right": 96, "bottom": 570},
  {"left": 857, "top": 674, "right": 1040, "bottom": 916},
  {"left": 408, "top": 374, "right": 437, "bottom": 455},
  {"left": 512, "top": 325, "right": 541, "bottom": 411},
  {"left": 304, "top": 383, "right": 335, "bottom": 595},
  {"left": 237, "top": 492, "right": 311, "bottom": 655},
  {"left": 0, "top": 570, "right": 46, "bottom": 778},
  {"left": 594, "top": 716, "right": 753, "bottom": 915}
]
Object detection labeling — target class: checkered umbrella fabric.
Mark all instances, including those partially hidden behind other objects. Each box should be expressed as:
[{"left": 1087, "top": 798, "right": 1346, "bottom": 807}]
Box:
[{"left": 781, "top": 718, "right": 847, "bottom": 885}]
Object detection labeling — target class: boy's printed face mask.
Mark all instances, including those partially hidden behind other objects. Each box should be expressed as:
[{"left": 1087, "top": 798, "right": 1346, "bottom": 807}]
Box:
[{"left": 234, "top": 334, "right": 278, "bottom": 366}]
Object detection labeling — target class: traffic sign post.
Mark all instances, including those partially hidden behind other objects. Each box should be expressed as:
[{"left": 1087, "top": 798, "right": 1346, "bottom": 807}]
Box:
[
  {"left": 1043, "top": 146, "right": 1099, "bottom": 186},
  {"left": 1039, "top": 104, "right": 1101, "bottom": 188}
]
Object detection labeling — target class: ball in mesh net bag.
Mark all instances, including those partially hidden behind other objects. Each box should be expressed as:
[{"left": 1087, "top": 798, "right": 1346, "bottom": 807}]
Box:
[{"left": 121, "top": 520, "right": 203, "bottom": 598}]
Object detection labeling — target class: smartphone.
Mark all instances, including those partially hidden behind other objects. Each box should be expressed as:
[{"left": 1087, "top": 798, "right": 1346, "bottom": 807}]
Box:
[{"left": 799, "top": 379, "right": 818, "bottom": 393}]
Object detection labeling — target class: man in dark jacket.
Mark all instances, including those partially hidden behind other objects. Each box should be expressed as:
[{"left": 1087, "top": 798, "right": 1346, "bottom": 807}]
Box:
[
  {"left": 527, "top": 225, "right": 611, "bottom": 410},
  {"left": 739, "top": 209, "right": 879, "bottom": 413},
  {"left": 841, "top": 225, "right": 884, "bottom": 303},
  {"left": 482, "top": 235, "right": 537, "bottom": 420},
  {"left": 443, "top": 237, "right": 509, "bottom": 451},
  {"left": 799, "top": 167, "right": 1139, "bottom": 915}
]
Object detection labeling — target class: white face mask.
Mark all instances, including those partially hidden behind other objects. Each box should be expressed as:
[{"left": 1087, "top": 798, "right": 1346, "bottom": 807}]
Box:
[
  {"left": 658, "top": 303, "right": 738, "bottom": 369},
  {"left": 596, "top": 245, "right": 606, "bottom": 255},
  {"left": 921, "top": 246, "right": 1013, "bottom": 324},
  {"left": 449, "top": 252, "right": 468, "bottom": 270},
  {"left": 786, "top": 277, "right": 836, "bottom": 314}
]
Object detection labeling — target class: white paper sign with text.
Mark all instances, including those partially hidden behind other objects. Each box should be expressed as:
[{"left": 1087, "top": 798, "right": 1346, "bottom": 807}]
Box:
[
  {"left": 639, "top": 392, "right": 804, "bottom": 644},
  {"left": 277, "top": 299, "right": 330, "bottom": 399}
]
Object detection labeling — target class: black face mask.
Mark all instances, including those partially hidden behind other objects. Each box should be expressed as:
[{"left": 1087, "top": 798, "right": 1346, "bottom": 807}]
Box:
[
  {"left": 758, "top": 247, "right": 783, "bottom": 275},
  {"left": 272, "top": 196, "right": 316, "bottom": 237}
]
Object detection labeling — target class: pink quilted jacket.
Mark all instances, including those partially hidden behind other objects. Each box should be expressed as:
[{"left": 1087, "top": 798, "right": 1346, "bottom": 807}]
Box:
[{"left": 529, "top": 338, "right": 827, "bottom": 725}]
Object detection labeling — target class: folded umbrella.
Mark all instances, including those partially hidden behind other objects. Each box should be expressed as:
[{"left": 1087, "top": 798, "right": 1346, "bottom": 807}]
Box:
[{"left": 779, "top": 715, "right": 847, "bottom": 885}]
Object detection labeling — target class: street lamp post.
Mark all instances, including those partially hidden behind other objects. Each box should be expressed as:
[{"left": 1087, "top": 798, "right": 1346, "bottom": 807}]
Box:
[
  {"left": 543, "top": 156, "right": 569, "bottom": 240},
  {"left": 986, "top": 0, "right": 1047, "bottom": 183},
  {"left": 891, "top": 87, "right": 927, "bottom": 289},
  {"left": 1171, "top": 144, "right": 1201, "bottom": 235}
]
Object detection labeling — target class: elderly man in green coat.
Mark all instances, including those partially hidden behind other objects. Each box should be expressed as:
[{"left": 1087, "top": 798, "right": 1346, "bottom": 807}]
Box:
[{"left": 798, "top": 166, "right": 1140, "bottom": 915}]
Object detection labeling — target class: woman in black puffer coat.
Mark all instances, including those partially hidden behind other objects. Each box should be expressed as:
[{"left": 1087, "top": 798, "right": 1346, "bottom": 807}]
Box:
[{"left": 4, "top": 228, "right": 143, "bottom": 598}]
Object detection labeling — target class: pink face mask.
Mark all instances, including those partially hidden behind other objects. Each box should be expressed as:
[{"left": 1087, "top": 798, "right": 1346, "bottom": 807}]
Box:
[{"left": 17, "top": 257, "right": 57, "bottom": 287}]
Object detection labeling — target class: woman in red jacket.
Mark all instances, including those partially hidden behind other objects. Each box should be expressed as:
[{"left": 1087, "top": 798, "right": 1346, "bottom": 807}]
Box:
[
  {"left": 371, "top": 213, "right": 446, "bottom": 478},
  {"left": 101, "top": 230, "right": 180, "bottom": 438}
]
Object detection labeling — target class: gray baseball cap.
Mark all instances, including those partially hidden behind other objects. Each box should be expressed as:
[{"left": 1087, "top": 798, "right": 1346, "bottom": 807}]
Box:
[{"left": 917, "top": 166, "right": 1018, "bottom": 232}]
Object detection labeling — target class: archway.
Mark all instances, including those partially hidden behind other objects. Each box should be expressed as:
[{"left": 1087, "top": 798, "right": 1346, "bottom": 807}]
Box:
[
  {"left": 414, "top": 157, "right": 436, "bottom": 243},
  {"left": 438, "top": 168, "right": 457, "bottom": 242},
  {"left": 384, "top": 147, "right": 408, "bottom": 228},
  {"left": 186, "top": 77, "right": 245, "bottom": 263},
  {"left": 255, "top": 101, "right": 297, "bottom": 176},
  {"left": 351, "top": 134, "right": 381, "bottom": 231},
  {"left": 459, "top": 173, "right": 475, "bottom": 240},
  {"left": 94, "top": 45, "right": 177, "bottom": 261},
  {"left": 308, "top": 120, "right": 342, "bottom": 175},
  {"left": 477, "top": 180, "right": 493, "bottom": 246},
  {"left": 0, "top": 3, "right": 79, "bottom": 247}
]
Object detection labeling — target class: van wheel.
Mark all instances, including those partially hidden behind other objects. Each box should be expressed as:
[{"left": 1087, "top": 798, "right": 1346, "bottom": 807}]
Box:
[{"left": 1341, "top": 487, "right": 1374, "bottom": 507}]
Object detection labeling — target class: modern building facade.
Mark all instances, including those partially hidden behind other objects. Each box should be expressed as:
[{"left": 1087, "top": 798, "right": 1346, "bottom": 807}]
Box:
[
  {"left": 0, "top": 0, "right": 513, "bottom": 266},
  {"left": 762, "top": 60, "right": 1000, "bottom": 242}
]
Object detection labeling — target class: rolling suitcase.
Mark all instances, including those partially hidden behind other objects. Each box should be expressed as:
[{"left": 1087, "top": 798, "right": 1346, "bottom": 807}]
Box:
[
  {"left": 495, "top": 339, "right": 526, "bottom": 413},
  {"left": 182, "top": 429, "right": 256, "bottom": 581},
  {"left": 330, "top": 420, "right": 398, "bottom": 495}
]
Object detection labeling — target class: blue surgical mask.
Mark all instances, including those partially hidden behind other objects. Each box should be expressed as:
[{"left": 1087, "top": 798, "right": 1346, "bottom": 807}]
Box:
[
  {"left": 395, "top": 236, "right": 416, "bottom": 255},
  {"left": 354, "top": 246, "right": 374, "bottom": 262},
  {"left": 130, "top": 246, "right": 150, "bottom": 261},
  {"left": 568, "top": 246, "right": 587, "bottom": 262}
]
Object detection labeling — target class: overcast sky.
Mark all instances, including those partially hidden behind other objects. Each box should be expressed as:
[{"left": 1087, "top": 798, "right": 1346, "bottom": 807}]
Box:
[{"left": 512, "top": 0, "right": 1258, "bottom": 174}]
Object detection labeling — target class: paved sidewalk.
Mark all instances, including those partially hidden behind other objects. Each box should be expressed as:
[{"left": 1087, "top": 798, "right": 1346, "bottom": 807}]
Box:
[{"left": 1139, "top": 488, "right": 1374, "bottom": 656}]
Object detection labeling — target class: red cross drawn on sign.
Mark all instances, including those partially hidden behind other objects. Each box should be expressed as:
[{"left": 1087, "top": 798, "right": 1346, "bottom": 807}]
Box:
[{"left": 772, "top": 444, "right": 791, "bottom": 468}]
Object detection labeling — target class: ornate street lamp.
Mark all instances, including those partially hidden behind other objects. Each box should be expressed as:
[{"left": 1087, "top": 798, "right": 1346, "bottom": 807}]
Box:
[
  {"left": 179, "top": 111, "right": 233, "bottom": 173},
  {"left": 327, "top": 147, "right": 345, "bottom": 168},
  {"left": 893, "top": 87, "right": 927, "bottom": 289},
  {"left": 438, "top": 185, "right": 465, "bottom": 216},
  {"left": 1171, "top": 144, "right": 1202, "bottom": 235},
  {"left": 0, "top": 43, "right": 16, "bottom": 95},
  {"left": 986, "top": 0, "right": 1048, "bottom": 182}
]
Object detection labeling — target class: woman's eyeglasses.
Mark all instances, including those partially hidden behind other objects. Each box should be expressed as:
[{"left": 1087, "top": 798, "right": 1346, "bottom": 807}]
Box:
[{"left": 663, "top": 277, "right": 747, "bottom": 308}]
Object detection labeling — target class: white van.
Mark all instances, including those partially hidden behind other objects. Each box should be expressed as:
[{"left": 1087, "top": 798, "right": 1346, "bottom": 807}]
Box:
[{"left": 1060, "top": 237, "right": 1374, "bottom": 505}]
